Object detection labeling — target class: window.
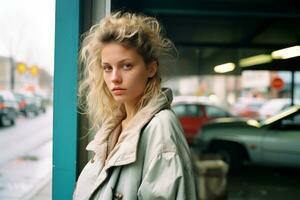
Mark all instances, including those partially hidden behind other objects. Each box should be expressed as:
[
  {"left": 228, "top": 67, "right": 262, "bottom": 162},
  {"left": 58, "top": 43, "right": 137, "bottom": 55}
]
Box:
[
  {"left": 172, "top": 104, "right": 202, "bottom": 117},
  {"left": 186, "top": 104, "right": 200, "bottom": 117},
  {"left": 206, "top": 105, "right": 229, "bottom": 118},
  {"left": 281, "top": 112, "right": 300, "bottom": 129},
  {"left": 172, "top": 104, "right": 186, "bottom": 117}
]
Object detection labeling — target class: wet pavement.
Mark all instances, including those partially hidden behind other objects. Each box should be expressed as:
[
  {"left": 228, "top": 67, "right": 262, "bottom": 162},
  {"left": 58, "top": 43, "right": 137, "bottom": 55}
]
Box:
[
  {"left": 227, "top": 165, "right": 300, "bottom": 200},
  {"left": 0, "top": 110, "right": 53, "bottom": 166},
  {"left": 30, "top": 180, "right": 51, "bottom": 200},
  {"left": 0, "top": 141, "right": 52, "bottom": 200}
]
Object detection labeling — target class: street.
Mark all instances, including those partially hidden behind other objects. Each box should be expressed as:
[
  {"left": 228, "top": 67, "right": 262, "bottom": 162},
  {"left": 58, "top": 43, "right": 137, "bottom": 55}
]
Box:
[
  {"left": 0, "top": 108, "right": 52, "bottom": 200},
  {"left": 228, "top": 165, "right": 300, "bottom": 200},
  {"left": 0, "top": 108, "right": 52, "bottom": 166}
]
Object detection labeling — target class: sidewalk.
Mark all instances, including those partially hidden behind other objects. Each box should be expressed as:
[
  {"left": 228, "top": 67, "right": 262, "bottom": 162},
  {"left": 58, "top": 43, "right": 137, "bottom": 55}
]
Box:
[
  {"left": 0, "top": 141, "right": 52, "bottom": 200},
  {"left": 30, "top": 179, "right": 51, "bottom": 200}
]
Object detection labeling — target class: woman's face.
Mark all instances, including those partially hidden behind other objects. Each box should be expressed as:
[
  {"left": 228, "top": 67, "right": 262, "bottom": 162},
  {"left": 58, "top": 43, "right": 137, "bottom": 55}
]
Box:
[{"left": 101, "top": 43, "right": 156, "bottom": 106}]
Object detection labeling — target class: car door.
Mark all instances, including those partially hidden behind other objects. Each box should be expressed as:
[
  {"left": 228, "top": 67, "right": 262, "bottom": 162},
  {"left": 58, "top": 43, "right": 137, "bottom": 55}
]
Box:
[{"left": 262, "top": 112, "right": 300, "bottom": 167}]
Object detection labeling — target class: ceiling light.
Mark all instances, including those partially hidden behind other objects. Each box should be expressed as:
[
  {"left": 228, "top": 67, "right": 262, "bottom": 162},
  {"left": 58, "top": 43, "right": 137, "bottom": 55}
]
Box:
[
  {"left": 271, "top": 46, "right": 300, "bottom": 59},
  {"left": 214, "top": 62, "right": 235, "bottom": 73},
  {"left": 239, "top": 54, "right": 272, "bottom": 67}
]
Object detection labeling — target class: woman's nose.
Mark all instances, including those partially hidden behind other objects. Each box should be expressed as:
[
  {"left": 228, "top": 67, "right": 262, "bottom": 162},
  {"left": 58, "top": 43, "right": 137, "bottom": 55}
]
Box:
[{"left": 111, "top": 69, "right": 122, "bottom": 83}]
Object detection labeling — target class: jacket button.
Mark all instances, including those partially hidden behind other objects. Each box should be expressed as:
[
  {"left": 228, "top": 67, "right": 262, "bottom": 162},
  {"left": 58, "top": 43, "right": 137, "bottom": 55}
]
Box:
[{"left": 114, "top": 192, "right": 123, "bottom": 199}]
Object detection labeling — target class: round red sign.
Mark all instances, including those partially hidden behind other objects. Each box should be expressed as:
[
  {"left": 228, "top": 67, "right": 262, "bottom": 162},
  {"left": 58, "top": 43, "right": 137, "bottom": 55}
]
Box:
[{"left": 271, "top": 77, "right": 284, "bottom": 90}]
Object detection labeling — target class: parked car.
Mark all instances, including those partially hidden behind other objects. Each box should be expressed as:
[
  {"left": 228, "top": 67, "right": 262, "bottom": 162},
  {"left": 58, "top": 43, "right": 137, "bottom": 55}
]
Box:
[
  {"left": 172, "top": 96, "right": 234, "bottom": 144},
  {"left": 0, "top": 90, "right": 18, "bottom": 126},
  {"left": 34, "top": 93, "right": 47, "bottom": 113},
  {"left": 195, "top": 105, "right": 300, "bottom": 172},
  {"left": 258, "top": 98, "right": 300, "bottom": 120},
  {"left": 14, "top": 92, "right": 41, "bottom": 117},
  {"left": 231, "top": 97, "right": 265, "bottom": 119}
]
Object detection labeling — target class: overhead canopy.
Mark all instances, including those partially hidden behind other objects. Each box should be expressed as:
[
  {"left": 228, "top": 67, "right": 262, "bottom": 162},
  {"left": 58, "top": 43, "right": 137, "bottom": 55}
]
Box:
[{"left": 112, "top": 0, "right": 300, "bottom": 75}]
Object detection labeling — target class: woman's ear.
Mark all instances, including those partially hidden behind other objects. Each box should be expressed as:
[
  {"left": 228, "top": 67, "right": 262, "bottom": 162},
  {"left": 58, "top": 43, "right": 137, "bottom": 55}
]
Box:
[{"left": 147, "top": 61, "right": 157, "bottom": 78}]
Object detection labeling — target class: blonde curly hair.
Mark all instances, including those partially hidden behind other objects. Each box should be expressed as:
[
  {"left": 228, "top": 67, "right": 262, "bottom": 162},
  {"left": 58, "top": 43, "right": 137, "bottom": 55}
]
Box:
[{"left": 78, "top": 12, "right": 175, "bottom": 130}]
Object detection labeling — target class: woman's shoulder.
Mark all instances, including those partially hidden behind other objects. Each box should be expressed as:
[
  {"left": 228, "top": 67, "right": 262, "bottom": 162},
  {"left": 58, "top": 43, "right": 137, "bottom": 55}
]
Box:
[
  {"left": 150, "top": 108, "right": 179, "bottom": 127},
  {"left": 139, "top": 108, "right": 193, "bottom": 171},
  {"left": 141, "top": 108, "right": 187, "bottom": 151}
]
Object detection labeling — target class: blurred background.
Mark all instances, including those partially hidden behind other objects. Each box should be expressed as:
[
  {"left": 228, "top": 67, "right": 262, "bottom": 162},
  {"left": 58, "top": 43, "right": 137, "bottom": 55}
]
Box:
[
  {"left": 0, "top": 0, "right": 54, "bottom": 199},
  {"left": 1, "top": 0, "right": 300, "bottom": 200}
]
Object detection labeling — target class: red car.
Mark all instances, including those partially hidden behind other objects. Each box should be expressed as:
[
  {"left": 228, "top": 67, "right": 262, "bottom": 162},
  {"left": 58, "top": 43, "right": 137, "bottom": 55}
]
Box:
[{"left": 172, "top": 96, "right": 233, "bottom": 144}]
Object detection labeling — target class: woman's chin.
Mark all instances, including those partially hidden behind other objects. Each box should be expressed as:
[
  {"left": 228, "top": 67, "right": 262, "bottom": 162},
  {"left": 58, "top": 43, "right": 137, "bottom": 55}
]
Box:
[
  {"left": 112, "top": 95, "right": 140, "bottom": 106},
  {"left": 112, "top": 96, "right": 127, "bottom": 103}
]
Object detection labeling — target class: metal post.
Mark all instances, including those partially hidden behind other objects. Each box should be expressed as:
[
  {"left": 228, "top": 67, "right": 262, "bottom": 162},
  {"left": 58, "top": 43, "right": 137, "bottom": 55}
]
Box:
[
  {"left": 53, "top": 0, "right": 79, "bottom": 199},
  {"left": 9, "top": 57, "right": 15, "bottom": 91},
  {"left": 291, "top": 70, "right": 295, "bottom": 106}
]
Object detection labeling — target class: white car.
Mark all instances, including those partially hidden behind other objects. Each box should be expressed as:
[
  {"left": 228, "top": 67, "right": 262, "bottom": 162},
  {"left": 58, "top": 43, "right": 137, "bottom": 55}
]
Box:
[{"left": 196, "top": 106, "right": 300, "bottom": 172}]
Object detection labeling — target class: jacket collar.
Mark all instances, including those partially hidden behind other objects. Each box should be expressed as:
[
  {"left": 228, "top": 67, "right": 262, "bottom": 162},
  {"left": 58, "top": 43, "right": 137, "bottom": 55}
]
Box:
[{"left": 86, "top": 88, "right": 173, "bottom": 168}]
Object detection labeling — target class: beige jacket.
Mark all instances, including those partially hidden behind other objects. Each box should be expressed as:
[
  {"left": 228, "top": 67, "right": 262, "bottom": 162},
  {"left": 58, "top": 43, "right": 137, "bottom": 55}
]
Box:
[{"left": 73, "top": 88, "right": 198, "bottom": 200}]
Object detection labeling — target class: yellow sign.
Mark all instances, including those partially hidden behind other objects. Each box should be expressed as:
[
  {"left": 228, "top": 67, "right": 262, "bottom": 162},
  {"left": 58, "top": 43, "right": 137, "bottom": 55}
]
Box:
[
  {"left": 17, "top": 63, "right": 27, "bottom": 74},
  {"left": 30, "top": 65, "right": 39, "bottom": 76}
]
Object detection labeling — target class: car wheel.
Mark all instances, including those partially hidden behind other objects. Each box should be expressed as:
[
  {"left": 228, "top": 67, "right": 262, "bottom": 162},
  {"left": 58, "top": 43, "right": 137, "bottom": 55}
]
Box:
[
  {"left": 212, "top": 145, "right": 243, "bottom": 173},
  {"left": 10, "top": 118, "right": 15, "bottom": 125},
  {"left": 24, "top": 110, "right": 29, "bottom": 117},
  {"left": 0, "top": 115, "right": 12, "bottom": 126}
]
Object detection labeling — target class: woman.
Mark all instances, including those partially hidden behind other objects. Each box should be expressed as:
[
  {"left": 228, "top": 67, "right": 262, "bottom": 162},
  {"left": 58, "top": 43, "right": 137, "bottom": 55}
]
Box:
[{"left": 74, "top": 12, "right": 198, "bottom": 200}]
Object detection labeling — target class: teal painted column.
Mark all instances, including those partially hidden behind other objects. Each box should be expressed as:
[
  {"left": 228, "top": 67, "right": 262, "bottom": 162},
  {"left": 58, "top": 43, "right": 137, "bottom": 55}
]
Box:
[{"left": 53, "top": 0, "right": 79, "bottom": 199}]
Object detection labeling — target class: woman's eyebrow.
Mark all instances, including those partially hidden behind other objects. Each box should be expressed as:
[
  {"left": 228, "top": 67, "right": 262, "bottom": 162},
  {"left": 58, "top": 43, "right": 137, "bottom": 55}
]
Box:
[
  {"left": 101, "top": 62, "right": 110, "bottom": 66},
  {"left": 118, "top": 58, "right": 132, "bottom": 63},
  {"left": 102, "top": 59, "right": 133, "bottom": 65}
]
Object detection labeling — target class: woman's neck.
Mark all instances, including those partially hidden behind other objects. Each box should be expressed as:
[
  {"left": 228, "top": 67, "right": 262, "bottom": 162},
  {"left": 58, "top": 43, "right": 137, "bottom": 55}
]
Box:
[
  {"left": 122, "top": 102, "right": 136, "bottom": 130},
  {"left": 124, "top": 101, "right": 138, "bottom": 119}
]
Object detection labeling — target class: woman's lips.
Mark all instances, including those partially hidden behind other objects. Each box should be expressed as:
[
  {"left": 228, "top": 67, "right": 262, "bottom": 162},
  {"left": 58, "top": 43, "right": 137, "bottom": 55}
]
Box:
[{"left": 112, "top": 88, "right": 126, "bottom": 95}]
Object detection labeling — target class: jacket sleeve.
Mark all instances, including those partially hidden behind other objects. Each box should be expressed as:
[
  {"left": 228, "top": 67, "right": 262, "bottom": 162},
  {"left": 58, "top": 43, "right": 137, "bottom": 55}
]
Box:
[{"left": 137, "top": 152, "right": 198, "bottom": 200}]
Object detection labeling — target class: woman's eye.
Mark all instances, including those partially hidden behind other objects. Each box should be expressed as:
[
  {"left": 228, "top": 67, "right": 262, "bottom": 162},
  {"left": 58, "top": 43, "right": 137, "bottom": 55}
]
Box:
[
  {"left": 103, "top": 66, "right": 112, "bottom": 72},
  {"left": 123, "top": 63, "right": 132, "bottom": 70}
]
